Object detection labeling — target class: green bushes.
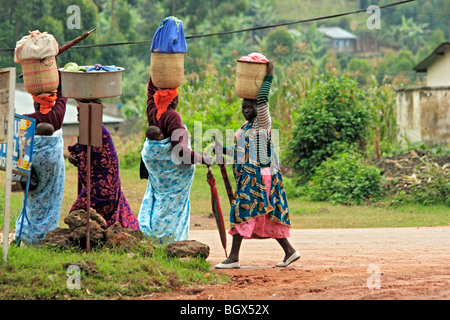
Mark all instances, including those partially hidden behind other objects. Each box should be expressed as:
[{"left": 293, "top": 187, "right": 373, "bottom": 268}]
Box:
[
  {"left": 306, "top": 152, "right": 383, "bottom": 205},
  {"left": 288, "top": 75, "right": 370, "bottom": 183}
]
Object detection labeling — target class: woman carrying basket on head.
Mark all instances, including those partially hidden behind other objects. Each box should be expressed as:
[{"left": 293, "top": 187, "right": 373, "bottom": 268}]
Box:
[
  {"left": 15, "top": 69, "right": 67, "bottom": 244},
  {"left": 214, "top": 57, "right": 300, "bottom": 269},
  {"left": 138, "top": 16, "right": 213, "bottom": 243},
  {"left": 137, "top": 77, "right": 213, "bottom": 243}
]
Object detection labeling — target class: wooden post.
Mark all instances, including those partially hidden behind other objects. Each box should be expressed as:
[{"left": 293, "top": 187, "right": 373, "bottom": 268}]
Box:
[
  {"left": 86, "top": 104, "right": 91, "bottom": 253},
  {"left": 1, "top": 68, "right": 16, "bottom": 264},
  {"left": 78, "top": 102, "right": 102, "bottom": 253}
]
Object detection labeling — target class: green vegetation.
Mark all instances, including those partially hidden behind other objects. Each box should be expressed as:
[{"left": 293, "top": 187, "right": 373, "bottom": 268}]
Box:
[
  {"left": 305, "top": 152, "right": 383, "bottom": 205},
  {"left": 0, "top": 243, "right": 226, "bottom": 300},
  {"left": 288, "top": 75, "right": 369, "bottom": 183}
]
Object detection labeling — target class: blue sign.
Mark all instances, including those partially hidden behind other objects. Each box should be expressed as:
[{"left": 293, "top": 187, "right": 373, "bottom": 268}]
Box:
[{"left": 0, "top": 114, "right": 36, "bottom": 176}]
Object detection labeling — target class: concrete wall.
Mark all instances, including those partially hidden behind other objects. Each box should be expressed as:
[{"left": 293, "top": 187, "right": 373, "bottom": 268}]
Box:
[
  {"left": 426, "top": 47, "right": 450, "bottom": 87},
  {"left": 396, "top": 86, "right": 450, "bottom": 147}
]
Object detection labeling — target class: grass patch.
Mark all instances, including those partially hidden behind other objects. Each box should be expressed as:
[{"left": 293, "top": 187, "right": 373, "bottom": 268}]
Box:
[{"left": 0, "top": 244, "right": 227, "bottom": 300}]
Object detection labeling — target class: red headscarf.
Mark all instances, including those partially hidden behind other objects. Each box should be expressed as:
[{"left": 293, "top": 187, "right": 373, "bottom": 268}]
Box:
[
  {"left": 153, "top": 88, "right": 178, "bottom": 120},
  {"left": 31, "top": 92, "right": 57, "bottom": 115}
]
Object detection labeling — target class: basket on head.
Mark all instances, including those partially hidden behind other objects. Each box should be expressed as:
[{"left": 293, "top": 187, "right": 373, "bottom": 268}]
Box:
[
  {"left": 235, "top": 60, "right": 268, "bottom": 100},
  {"left": 21, "top": 56, "right": 59, "bottom": 95},
  {"left": 150, "top": 52, "right": 184, "bottom": 88}
]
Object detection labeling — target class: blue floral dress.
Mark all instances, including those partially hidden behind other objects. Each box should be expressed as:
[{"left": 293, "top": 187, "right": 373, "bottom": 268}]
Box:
[
  {"left": 15, "top": 130, "right": 65, "bottom": 243},
  {"left": 138, "top": 137, "right": 195, "bottom": 243}
]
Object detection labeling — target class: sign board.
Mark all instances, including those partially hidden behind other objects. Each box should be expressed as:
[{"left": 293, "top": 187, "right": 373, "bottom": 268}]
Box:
[
  {"left": 0, "top": 70, "right": 11, "bottom": 143},
  {"left": 78, "top": 102, "right": 103, "bottom": 148},
  {"left": 0, "top": 114, "right": 36, "bottom": 176}
]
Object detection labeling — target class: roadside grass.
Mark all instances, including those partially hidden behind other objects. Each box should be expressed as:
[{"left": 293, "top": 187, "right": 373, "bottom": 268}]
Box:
[{"left": 0, "top": 244, "right": 226, "bottom": 300}]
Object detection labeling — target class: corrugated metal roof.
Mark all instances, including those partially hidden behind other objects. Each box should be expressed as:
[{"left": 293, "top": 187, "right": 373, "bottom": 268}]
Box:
[
  {"left": 14, "top": 90, "right": 124, "bottom": 124},
  {"left": 318, "top": 27, "right": 358, "bottom": 40},
  {"left": 413, "top": 42, "right": 450, "bottom": 73}
]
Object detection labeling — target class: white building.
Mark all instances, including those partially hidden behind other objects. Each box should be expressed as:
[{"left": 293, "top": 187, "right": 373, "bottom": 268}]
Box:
[
  {"left": 413, "top": 42, "right": 450, "bottom": 87},
  {"left": 395, "top": 43, "right": 450, "bottom": 147}
]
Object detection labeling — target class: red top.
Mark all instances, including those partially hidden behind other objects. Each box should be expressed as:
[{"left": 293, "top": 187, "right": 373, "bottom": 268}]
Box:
[{"left": 146, "top": 77, "right": 204, "bottom": 164}]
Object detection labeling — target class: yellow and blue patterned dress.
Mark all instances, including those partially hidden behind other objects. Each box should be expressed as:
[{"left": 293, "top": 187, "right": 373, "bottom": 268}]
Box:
[{"left": 230, "top": 75, "right": 290, "bottom": 230}]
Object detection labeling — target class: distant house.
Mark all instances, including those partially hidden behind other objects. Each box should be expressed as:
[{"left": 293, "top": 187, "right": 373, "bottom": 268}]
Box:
[
  {"left": 413, "top": 42, "right": 450, "bottom": 87},
  {"left": 317, "top": 27, "right": 358, "bottom": 53},
  {"left": 395, "top": 43, "right": 450, "bottom": 147}
]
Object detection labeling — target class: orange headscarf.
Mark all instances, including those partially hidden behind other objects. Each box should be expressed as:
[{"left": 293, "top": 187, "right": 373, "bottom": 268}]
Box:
[
  {"left": 153, "top": 88, "right": 178, "bottom": 120},
  {"left": 32, "top": 92, "right": 57, "bottom": 115}
]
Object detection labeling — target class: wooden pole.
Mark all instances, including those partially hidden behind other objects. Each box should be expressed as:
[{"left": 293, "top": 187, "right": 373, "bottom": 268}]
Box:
[
  {"left": 86, "top": 104, "right": 91, "bottom": 253},
  {"left": 77, "top": 102, "right": 103, "bottom": 253},
  {"left": 2, "top": 68, "right": 15, "bottom": 263}
]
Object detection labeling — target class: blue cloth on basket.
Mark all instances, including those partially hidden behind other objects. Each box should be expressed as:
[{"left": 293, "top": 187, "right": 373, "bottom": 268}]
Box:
[
  {"left": 138, "top": 136, "right": 195, "bottom": 243},
  {"left": 86, "top": 64, "right": 119, "bottom": 72},
  {"left": 150, "top": 16, "right": 187, "bottom": 53},
  {"left": 15, "top": 130, "right": 65, "bottom": 243}
]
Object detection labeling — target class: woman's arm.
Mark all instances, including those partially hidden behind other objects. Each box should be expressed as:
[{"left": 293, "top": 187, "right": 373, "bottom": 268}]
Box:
[
  {"left": 146, "top": 76, "right": 158, "bottom": 110},
  {"left": 256, "top": 61, "right": 273, "bottom": 130},
  {"left": 166, "top": 112, "right": 212, "bottom": 165}
]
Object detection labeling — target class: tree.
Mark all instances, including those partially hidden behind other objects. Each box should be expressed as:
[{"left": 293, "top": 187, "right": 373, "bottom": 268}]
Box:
[
  {"left": 345, "top": 57, "right": 372, "bottom": 85},
  {"left": 288, "top": 75, "right": 369, "bottom": 183},
  {"left": 263, "top": 26, "right": 294, "bottom": 61},
  {"left": 398, "top": 16, "right": 429, "bottom": 52}
]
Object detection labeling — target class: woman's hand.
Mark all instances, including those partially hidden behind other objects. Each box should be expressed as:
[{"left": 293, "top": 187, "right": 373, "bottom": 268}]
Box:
[
  {"left": 68, "top": 154, "right": 78, "bottom": 167},
  {"left": 212, "top": 133, "right": 223, "bottom": 155},
  {"left": 267, "top": 60, "right": 274, "bottom": 76}
]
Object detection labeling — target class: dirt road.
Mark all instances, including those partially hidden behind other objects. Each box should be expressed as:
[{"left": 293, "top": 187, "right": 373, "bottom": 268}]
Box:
[{"left": 148, "top": 221, "right": 450, "bottom": 300}]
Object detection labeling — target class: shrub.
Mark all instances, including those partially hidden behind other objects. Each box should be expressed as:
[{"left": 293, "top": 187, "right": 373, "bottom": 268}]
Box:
[
  {"left": 392, "top": 163, "right": 450, "bottom": 206},
  {"left": 288, "top": 75, "right": 370, "bottom": 182},
  {"left": 306, "top": 152, "right": 383, "bottom": 205}
]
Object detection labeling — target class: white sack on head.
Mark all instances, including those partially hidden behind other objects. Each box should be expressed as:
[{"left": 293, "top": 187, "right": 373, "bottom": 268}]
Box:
[{"left": 14, "top": 30, "right": 59, "bottom": 63}]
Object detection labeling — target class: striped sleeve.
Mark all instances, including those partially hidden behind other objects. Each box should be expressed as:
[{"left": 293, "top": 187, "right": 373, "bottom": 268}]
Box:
[
  {"left": 256, "top": 75, "right": 273, "bottom": 130},
  {"left": 255, "top": 75, "right": 272, "bottom": 167}
]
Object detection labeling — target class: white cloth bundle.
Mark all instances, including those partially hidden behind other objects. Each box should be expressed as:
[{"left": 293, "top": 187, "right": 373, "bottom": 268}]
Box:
[{"left": 14, "top": 30, "right": 59, "bottom": 63}]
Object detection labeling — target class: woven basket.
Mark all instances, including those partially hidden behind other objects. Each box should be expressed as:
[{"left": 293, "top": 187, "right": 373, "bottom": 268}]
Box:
[
  {"left": 21, "top": 56, "right": 59, "bottom": 95},
  {"left": 235, "top": 60, "right": 268, "bottom": 99},
  {"left": 150, "top": 52, "right": 184, "bottom": 88}
]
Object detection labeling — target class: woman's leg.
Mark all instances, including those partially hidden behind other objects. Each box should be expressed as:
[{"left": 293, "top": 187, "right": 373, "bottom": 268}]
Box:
[
  {"left": 276, "top": 238, "right": 297, "bottom": 262},
  {"left": 220, "top": 234, "right": 243, "bottom": 264}
]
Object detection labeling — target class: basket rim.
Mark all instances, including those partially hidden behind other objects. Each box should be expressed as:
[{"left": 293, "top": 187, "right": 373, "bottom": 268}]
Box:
[
  {"left": 151, "top": 52, "right": 186, "bottom": 56},
  {"left": 236, "top": 59, "right": 268, "bottom": 64},
  {"left": 58, "top": 67, "right": 125, "bottom": 74}
]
